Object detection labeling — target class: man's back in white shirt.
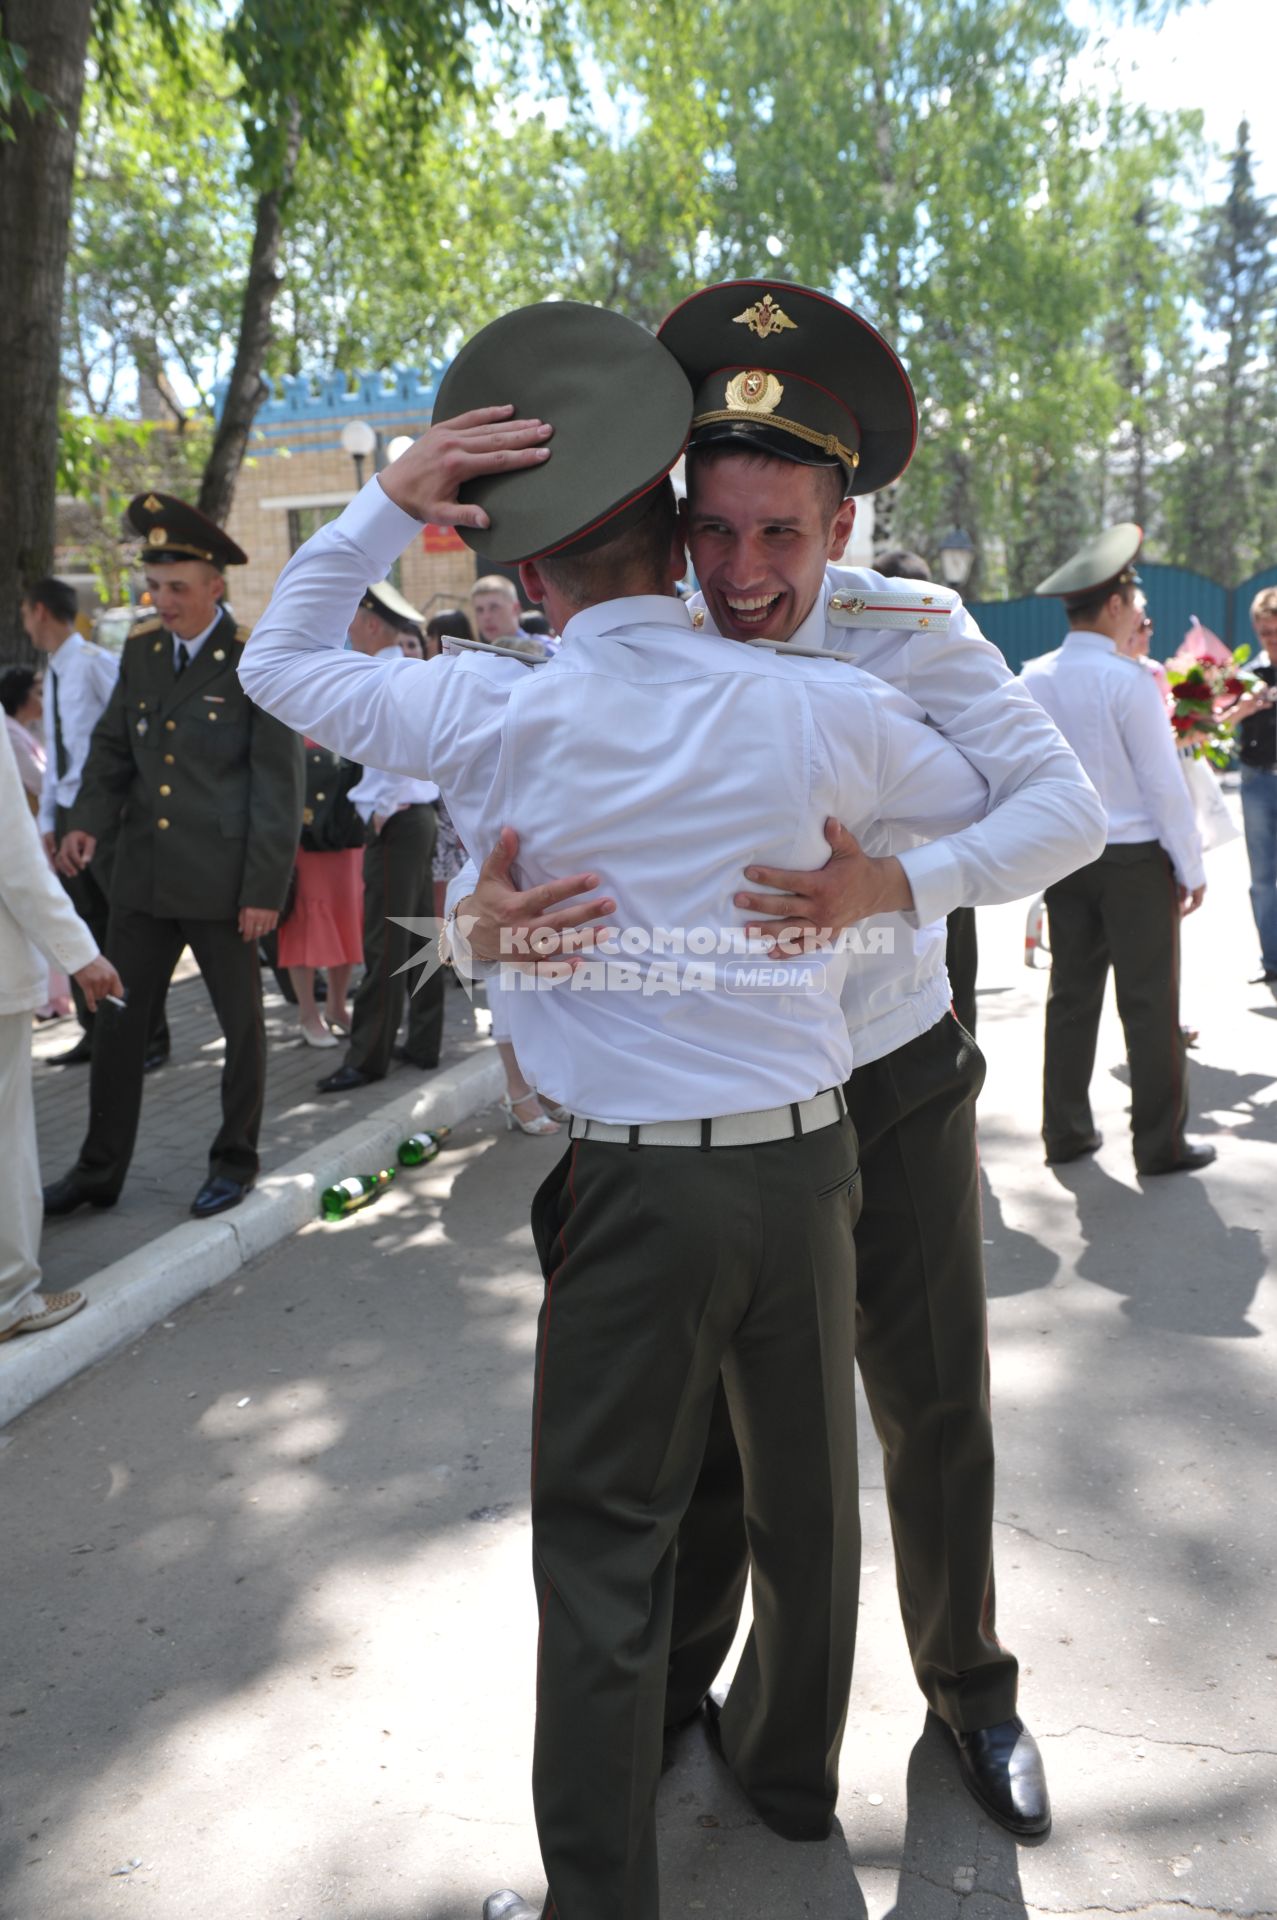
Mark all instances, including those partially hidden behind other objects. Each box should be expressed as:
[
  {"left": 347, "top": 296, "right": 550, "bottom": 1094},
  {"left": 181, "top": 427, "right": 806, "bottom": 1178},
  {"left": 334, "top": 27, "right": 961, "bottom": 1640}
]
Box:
[{"left": 1022, "top": 630, "right": 1204, "bottom": 890}]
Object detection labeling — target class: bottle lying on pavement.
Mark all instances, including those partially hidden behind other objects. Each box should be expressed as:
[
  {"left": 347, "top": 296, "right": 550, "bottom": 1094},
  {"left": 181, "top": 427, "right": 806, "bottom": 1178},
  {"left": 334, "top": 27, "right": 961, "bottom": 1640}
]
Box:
[
  {"left": 320, "top": 1170, "right": 396, "bottom": 1220},
  {"left": 396, "top": 1128, "right": 452, "bottom": 1167}
]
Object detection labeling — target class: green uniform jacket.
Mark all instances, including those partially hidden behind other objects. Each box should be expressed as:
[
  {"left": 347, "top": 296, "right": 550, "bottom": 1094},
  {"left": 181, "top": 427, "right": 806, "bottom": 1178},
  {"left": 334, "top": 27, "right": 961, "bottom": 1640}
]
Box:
[{"left": 71, "top": 609, "right": 304, "bottom": 921}]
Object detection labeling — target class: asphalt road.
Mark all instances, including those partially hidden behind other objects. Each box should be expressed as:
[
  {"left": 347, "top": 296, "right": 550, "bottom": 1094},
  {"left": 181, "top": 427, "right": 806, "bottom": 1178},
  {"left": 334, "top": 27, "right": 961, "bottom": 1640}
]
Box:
[{"left": 2, "top": 832, "right": 1274, "bottom": 1920}]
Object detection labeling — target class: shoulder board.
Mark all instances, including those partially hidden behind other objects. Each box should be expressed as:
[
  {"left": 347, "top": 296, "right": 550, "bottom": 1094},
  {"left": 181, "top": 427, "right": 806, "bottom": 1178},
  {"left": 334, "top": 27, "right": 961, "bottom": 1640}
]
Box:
[
  {"left": 441, "top": 632, "right": 547, "bottom": 667},
  {"left": 742, "top": 637, "right": 860, "bottom": 666},
  {"left": 128, "top": 616, "right": 164, "bottom": 637},
  {"left": 828, "top": 588, "right": 951, "bottom": 633}
]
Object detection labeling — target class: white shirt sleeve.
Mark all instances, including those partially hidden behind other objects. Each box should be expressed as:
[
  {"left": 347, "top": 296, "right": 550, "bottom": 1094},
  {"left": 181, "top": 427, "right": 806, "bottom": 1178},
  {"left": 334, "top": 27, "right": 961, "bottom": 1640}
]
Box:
[
  {"left": 241, "top": 477, "right": 496, "bottom": 787},
  {"left": 885, "top": 606, "right": 1108, "bottom": 921},
  {"left": 1119, "top": 665, "right": 1206, "bottom": 890},
  {"left": 815, "top": 679, "right": 990, "bottom": 843},
  {"left": 0, "top": 732, "right": 99, "bottom": 982}
]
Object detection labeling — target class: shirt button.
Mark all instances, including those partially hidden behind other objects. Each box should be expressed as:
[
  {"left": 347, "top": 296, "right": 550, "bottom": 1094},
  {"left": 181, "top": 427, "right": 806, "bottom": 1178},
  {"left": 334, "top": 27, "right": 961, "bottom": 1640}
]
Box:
[
  {"left": 157, "top": 817, "right": 170, "bottom": 830},
  {"left": 159, "top": 784, "right": 171, "bottom": 796}
]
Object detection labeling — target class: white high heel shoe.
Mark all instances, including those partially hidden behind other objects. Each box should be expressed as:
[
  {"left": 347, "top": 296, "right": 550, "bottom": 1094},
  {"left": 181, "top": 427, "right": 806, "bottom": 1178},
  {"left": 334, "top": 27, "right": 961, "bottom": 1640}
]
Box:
[
  {"left": 500, "top": 1092, "right": 561, "bottom": 1136},
  {"left": 535, "top": 1093, "right": 570, "bottom": 1124}
]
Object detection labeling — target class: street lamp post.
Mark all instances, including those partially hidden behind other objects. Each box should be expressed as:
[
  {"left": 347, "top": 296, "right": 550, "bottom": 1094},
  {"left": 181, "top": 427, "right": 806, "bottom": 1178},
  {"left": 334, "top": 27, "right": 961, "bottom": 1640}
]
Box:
[
  {"left": 341, "top": 417, "right": 377, "bottom": 490},
  {"left": 937, "top": 527, "right": 976, "bottom": 591}
]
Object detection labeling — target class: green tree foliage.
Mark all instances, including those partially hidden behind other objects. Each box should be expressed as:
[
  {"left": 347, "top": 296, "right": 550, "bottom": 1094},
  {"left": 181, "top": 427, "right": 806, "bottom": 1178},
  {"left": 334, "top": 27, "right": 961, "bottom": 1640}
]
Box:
[
  {"left": 65, "top": 16, "right": 246, "bottom": 416},
  {"left": 1161, "top": 121, "right": 1277, "bottom": 584}
]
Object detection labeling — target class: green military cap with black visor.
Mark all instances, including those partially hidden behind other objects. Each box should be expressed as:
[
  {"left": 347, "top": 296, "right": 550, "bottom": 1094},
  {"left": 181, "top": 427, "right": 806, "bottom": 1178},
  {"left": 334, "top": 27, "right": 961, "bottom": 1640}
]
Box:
[
  {"left": 431, "top": 301, "right": 693, "bottom": 565},
  {"left": 657, "top": 279, "right": 917, "bottom": 497},
  {"left": 126, "top": 491, "right": 248, "bottom": 569},
  {"left": 1034, "top": 524, "right": 1143, "bottom": 605},
  {"left": 360, "top": 578, "right": 425, "bottom": 635}
]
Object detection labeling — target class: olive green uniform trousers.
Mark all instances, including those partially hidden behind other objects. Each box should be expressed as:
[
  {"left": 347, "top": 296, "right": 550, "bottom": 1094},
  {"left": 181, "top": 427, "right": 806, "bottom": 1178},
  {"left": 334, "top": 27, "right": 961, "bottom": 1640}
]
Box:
[
  {"left": 666, "top": 1013, "right": 1019, "bottom": 1741},
  {"left": 345, "top": 804, "right": 444, "bottom": 1078},
  {"left": 73, "top": 906, "right": 265, "bottom": 1196},
  {"left": 528, "top": 1114, "right": 862, "bottom": 1920},
  {"left": 1042, "top": 842, "right": 1187, "bottom": 1172}
]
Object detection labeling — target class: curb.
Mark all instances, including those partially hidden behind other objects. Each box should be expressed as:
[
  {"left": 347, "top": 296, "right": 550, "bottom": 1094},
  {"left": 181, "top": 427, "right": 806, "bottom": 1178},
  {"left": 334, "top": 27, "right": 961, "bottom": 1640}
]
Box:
[{"left": 1, "top": 1050, "right": 506, "bottom": 1430}]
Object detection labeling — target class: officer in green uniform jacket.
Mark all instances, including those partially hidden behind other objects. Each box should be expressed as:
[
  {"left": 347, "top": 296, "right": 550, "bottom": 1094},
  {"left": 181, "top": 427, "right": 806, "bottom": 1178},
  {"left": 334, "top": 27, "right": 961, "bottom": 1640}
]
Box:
[{"left": 43, "top": 493, "right": 305, "bottom": 1220}]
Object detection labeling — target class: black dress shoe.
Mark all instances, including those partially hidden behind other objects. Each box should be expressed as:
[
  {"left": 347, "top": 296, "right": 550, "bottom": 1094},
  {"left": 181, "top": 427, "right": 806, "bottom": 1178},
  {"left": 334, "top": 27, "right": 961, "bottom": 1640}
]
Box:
[
  {"left": 317, "top": 1064, "right": 376, "bottom": 1093},
  {"left": 1249, "top": 968, "right": 1277, "bottom": 985},
  {"left": 47, "top": 1034, "right": 94, "bottom": 1066},
  {"left": 190, "top": 1175, "right": 253, "bottom": 1218},
  {"left": 482, "top": 1895, "right": 540, "bottom": 1920},
  {"left": 143, "top": 1045, "right": 170, "bottom": 1073},
  {"left": 1140, "top": 1140, "right": 1217, "bottom": 1176},
  {"left": 1044, "top": 1132, "right": 1102, "bottom": 1165},
  {"left": 43, "top": 1171, "right": 118, "bottom": 1216},
  {"left": 393, "top": 1045, "right": 440, "bottom": 1069},
  {"left": 946, "top": 1715, "right": 1051, "bottom": 1838}
]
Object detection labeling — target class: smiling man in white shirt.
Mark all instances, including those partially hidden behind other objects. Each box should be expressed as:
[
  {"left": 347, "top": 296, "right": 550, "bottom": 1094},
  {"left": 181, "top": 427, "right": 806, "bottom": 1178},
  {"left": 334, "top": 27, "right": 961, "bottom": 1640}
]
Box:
[{"left": 240, "top": 299, "right": 1000, "bottom": 1920}]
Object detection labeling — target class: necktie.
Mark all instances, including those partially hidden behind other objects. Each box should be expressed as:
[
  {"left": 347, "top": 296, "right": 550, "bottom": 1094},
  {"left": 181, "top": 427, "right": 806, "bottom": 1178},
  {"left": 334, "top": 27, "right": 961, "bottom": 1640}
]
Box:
[
  {"left": 49, "top": 664, "right": 69, "bottom": 780},
  {"left": 175, "top": 642, "right": 190, "bottom": 677}
]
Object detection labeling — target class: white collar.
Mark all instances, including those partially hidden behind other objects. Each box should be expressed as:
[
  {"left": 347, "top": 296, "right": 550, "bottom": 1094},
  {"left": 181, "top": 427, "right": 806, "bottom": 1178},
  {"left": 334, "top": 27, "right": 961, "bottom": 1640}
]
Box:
[
  {"left": 1060, "top": 630, "right": 1118, "bottom": 655},
  {"left": 48, "top": 631, "right": 85, "bottom": 675},
  {"left": 560, "top": 594, "right": 695, "bottom": 647},
  {"left": 172, "top": 610, "right": 224, "bottom": 659}
]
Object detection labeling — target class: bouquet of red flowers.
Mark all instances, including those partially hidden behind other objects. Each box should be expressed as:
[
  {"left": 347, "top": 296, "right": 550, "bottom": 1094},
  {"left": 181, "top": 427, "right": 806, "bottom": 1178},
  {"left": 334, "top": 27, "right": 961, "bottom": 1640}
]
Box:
[{"left": 1163, "top": 618, "right": 1264, "bottom": 768}]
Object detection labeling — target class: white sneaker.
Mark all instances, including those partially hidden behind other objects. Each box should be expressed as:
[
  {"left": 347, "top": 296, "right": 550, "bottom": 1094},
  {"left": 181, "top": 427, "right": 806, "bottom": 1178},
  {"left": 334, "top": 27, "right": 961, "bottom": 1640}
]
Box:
[{"left": 0, "top": 1290, "right": 87, "bottom": 1343}]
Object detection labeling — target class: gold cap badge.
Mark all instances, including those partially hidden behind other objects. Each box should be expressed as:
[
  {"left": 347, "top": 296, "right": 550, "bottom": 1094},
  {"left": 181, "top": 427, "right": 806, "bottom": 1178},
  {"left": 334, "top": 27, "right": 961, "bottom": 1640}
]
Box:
[
  {"left": 733, "top": 295, "right": 797, "bottom": 340},
  {"left": 150, "top": 527, "right": 168, "bottom": 546},
  {"left": 144, "top": 494, "right": 164, "bottom": 511},
  {"left": 725, "top": 369, "right": 784, "bottom": 414}
]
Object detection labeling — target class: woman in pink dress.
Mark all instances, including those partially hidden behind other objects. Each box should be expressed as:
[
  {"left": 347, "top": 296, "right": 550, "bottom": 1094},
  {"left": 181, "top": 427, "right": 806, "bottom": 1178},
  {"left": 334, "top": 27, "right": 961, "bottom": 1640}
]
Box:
[{"left": 278, "top": 742, "right": 365, "bottom": 1047}]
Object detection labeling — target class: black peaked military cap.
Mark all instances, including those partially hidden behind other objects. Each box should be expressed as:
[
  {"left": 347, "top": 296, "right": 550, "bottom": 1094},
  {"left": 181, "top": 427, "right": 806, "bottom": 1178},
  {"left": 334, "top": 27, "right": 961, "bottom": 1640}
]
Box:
[
  {"left": 432, "top": 302, "right": 693, "bottom": 564},
  {"left": 360, "top": 579, "right": 425, "bottom": 636},
  {"left": 1034, "top": 524, "right": 1144, "bottom": 604},
  {"left": 657, "top": 279, "right": 917, "bottom": 497},
  {"left": 127, "top": 492, "right": 248, "bottom": 568}
]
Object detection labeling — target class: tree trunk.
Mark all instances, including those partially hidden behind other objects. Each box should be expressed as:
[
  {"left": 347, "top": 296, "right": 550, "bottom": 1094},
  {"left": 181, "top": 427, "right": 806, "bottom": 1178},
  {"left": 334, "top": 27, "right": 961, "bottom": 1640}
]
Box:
[
  {"left": 198, "top": 106, "right": 300, "bottom": 526},
  {"left": 0, "top": 0, "right": 94, "bottom": 658}
]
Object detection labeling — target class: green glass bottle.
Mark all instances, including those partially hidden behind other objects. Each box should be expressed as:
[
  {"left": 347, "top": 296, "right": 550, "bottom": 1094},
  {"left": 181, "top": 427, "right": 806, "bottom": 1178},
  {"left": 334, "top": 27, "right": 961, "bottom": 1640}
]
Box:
[
  {"left": 319, "top": 1169, "right": 395, "bottom": 1221},
  {"left": 396, "top": 1127, "right": 451, "bottom": 1167}
]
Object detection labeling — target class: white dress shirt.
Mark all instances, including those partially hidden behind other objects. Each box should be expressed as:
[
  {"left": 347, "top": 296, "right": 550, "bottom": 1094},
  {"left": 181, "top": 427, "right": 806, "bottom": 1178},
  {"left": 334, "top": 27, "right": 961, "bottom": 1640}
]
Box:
[
  {"left": 243, "top": 480, "right": 990, "bottom": 1122},
  {"left": 345, "top": 646, "right": 441, "bottom": 821},
  {"left": 2, "top": 727, "right": 98, "bottom": 1014},
  {"left": 687, "top": 569, "right": 1108, "bottom": 1065},
  {"left": 1021, "top": 631, "right": 1205, "bottom": 891},
  {"left": 170, "top": 609, "right": 224, "bottom": 670},
  {"left": 38, "top": 632, "right": 119, "bottom": 833}
]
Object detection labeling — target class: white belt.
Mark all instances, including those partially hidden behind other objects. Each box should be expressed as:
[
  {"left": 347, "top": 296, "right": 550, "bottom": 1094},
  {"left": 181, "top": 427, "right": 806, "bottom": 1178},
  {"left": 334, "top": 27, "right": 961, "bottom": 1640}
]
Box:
[{"left": 569, "top": 1086, "right": 847, "bottom": 1149}]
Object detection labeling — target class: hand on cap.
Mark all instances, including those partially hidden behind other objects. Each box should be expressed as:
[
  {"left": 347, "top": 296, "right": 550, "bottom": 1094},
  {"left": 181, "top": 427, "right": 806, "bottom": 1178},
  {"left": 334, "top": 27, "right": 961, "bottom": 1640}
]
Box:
[{"left": 379, "top": 407, "right": 553, "bottom": 530}]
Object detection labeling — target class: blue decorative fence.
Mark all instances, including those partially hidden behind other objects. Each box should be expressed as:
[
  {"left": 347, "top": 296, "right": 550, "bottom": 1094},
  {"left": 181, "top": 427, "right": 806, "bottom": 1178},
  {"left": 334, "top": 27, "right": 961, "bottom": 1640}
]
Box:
[{"left": 970, "top": 564, "right": 1277, "bottom": 673}]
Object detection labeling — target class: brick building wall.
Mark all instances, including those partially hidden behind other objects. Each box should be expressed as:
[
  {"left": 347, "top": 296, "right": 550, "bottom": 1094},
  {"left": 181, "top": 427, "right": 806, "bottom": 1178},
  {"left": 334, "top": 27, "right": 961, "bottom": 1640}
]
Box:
[{"left": 219, "top": 369, "right": 477, "bottom": 628}]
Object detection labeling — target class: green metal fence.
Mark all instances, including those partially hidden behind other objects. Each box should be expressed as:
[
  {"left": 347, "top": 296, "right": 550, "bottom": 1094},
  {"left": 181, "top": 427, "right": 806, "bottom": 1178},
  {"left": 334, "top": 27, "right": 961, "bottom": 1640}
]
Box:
[{"left": 969, "top": 564, "right": 1277, "bottom": 673}]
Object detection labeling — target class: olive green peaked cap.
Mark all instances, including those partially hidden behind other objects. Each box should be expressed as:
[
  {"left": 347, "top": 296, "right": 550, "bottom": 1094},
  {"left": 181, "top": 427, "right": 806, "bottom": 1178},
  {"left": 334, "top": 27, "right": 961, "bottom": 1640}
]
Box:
[
  {"left": 657, "top": 279, "right": 917, "bottom": 496},
  {"left": 1034, "top": 523, "right": 1143, "bottom": 602},
  {"left": 432, "top": 302, "right": 693, "bottom": 564},
  {"left": 127, "top": 492, "right": 248, "bottom": 568}
]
